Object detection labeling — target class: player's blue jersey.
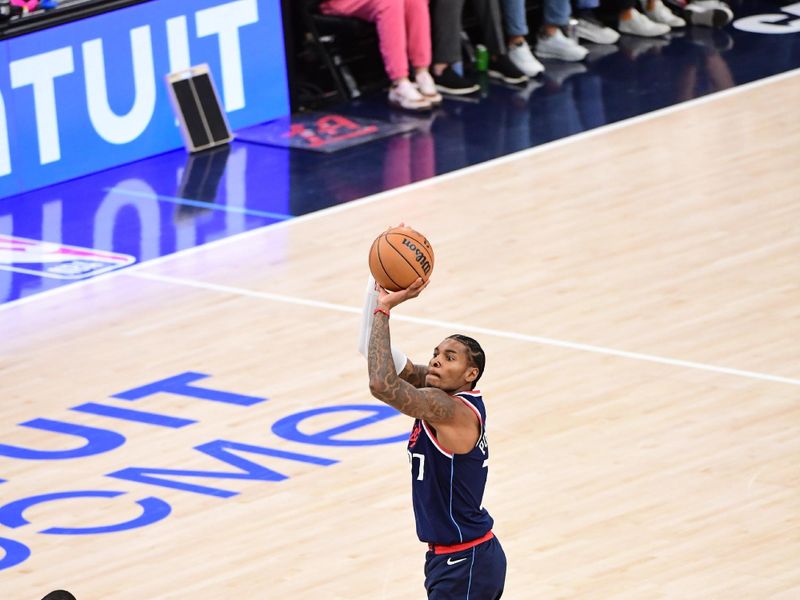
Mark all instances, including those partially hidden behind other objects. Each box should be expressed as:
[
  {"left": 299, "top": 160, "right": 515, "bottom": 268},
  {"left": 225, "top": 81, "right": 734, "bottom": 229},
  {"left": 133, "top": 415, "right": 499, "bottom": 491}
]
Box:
[{"left": 407, "top": 390, "right": 493, "bottom": 545}]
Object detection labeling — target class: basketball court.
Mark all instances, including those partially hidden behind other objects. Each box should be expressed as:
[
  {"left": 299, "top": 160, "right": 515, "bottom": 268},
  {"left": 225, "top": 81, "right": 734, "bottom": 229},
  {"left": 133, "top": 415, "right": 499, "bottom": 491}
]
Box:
[
  {"left": 2, "top": 4, "right": 800, "bottom": 599},
  {"left": 0, "top": 73, "right": 800, "bottom": 599}
]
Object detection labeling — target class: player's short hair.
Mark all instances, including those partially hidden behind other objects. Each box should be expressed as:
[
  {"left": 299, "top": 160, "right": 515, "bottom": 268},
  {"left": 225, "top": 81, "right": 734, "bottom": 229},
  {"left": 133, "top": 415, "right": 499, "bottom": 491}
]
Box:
[
  {"left": 447, "top": 335, "right": 485, "bottom": 389},
  {"left": 41, "top": 592, "right": 77, "bottom": 600}
]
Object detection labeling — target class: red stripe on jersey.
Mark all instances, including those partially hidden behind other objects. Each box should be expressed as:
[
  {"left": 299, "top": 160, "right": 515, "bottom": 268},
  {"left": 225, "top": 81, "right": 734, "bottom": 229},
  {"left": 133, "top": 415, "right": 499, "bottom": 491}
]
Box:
[
  {"left": 453, "top": 394, "right": 484, "bottom": 450},
  {"left": 453, "top": 395, "right": 483, "bottom": 425}
]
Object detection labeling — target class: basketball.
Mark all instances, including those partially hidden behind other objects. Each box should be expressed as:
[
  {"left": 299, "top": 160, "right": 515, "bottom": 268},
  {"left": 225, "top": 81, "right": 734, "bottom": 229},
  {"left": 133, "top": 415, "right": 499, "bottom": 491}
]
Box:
[{"left": 368, "top": 226, "right": 435, "bottom": 291}]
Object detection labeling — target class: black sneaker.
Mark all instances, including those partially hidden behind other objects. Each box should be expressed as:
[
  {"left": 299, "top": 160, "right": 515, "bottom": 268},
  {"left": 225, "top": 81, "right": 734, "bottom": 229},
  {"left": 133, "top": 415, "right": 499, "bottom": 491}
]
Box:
[
  {"left": 487, "top": 55, "right": 528, "bottom": 85},
  {"left": 433, "top": 66, "right": 480, "bottom": 95}
]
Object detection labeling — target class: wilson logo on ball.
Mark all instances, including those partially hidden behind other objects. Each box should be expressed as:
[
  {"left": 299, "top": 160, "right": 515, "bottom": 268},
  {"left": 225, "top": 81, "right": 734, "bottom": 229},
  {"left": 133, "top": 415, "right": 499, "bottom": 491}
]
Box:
[{"left": 402, "top": 238, "right": 432, "bottom": 275}]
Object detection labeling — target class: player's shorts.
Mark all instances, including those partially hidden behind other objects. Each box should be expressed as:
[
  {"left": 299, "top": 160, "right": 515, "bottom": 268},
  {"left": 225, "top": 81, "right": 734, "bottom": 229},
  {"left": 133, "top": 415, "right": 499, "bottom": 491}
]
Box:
[{"left": 424, "top": 535, "right": 506, "bottom": 599}]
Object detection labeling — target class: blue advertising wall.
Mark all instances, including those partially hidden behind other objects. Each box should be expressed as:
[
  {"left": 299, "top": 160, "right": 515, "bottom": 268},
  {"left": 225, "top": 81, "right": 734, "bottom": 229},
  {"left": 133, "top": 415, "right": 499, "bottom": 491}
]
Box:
[{"left": 0, "top": 0, "right": 290, "bottom": 198}]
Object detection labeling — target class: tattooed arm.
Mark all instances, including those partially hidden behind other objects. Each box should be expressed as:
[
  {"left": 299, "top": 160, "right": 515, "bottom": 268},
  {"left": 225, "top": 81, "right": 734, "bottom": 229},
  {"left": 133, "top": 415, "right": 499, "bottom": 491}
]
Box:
[
  {"left": 399, "top": 361, "right": 429, "bottom": 388},
  {"left": 367, "top": 279, "right": 479, "bottom": 453},
  {"left": 368, "top": 312, "right": 457, "bottom": 423}
]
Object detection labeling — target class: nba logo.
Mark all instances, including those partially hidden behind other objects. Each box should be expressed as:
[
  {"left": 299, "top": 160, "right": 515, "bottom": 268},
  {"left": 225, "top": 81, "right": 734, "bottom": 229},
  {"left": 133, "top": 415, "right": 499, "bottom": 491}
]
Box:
[{"left": 0, "top": 235, "right": 136, "bottom": 280}]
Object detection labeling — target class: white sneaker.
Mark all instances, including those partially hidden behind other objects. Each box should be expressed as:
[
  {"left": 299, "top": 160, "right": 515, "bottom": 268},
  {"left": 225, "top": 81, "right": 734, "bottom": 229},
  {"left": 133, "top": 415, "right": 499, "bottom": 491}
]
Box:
[
  {"left": 685, "top": 0, "right": 733, "bottom": 27},
  {"left": 641, "top": 0, "right": 686, "bottom": 27},
  {"left": 413, "top": 70, "right": 443, "bottom": 106},
  {"left": 619, "top": 9, "right": 671, "bottom": 36},
  {"left": 576, "top": 17, "right": 620, "bottom": 44},
  {"left": 535, "top": 29, "right": 589, "bottom": 62},
  {"left": 507, "top": 40, "right": 545, "bottom": 76},
  {"left": 388, "top": 80, "right": 431, "bottom": 112}
]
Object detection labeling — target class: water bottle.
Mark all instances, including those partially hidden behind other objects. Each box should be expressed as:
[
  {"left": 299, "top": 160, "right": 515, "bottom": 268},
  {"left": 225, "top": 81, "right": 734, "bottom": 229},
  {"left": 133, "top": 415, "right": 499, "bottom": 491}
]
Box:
[{"left": 475, "top": 44, "right": 489, "bottom": 72}]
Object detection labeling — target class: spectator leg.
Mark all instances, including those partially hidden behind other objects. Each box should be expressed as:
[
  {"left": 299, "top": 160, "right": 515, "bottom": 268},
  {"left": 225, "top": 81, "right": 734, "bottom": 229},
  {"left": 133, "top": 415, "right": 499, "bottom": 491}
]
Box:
[
  {"left": 405, "top": 0, "right": 433, "bottom": 69},
  {"left": 430, "top": 0, "right": 466, "bottom": 65},
  {"left": 471, "top": 0, "right": 507, "bottom": 56},
  {"left": 321, "top": 0, "right": 410, "bottom": 80}
]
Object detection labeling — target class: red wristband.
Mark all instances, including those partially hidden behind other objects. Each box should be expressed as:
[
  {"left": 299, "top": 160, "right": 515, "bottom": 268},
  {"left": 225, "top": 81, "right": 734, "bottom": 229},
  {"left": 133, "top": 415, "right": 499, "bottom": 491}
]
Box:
[{"left": 373, "top": 308, "right": 390, "bottom": 318}]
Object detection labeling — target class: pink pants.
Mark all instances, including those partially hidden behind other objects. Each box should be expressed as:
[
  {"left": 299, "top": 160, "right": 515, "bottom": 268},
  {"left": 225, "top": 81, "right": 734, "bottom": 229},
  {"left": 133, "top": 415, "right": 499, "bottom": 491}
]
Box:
[{"left": 320, "top": 0, "right": 432, "bottom": 81}]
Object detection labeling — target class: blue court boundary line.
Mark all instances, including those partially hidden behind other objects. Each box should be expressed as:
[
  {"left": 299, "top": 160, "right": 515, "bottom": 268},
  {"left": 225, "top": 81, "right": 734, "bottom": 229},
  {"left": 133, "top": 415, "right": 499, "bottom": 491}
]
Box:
[{"left": 102, "top": 187, "right": 294, "bottom": 221}]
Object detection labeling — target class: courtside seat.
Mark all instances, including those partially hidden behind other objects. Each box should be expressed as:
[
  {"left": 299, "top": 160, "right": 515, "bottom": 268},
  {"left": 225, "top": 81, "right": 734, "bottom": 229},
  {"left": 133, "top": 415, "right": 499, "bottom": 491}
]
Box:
[{"left": 298, "top": 0, "right": 380, "bottom": 102}]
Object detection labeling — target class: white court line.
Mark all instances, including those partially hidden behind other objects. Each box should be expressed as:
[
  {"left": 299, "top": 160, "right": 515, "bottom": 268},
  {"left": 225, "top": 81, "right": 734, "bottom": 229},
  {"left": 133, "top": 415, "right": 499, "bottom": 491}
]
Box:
[
  {"left": 128, "top": 270, "right": 800, "bottom": 388},
  {"left": 1, "top": 67, "right": 798, "bottom": 315}
]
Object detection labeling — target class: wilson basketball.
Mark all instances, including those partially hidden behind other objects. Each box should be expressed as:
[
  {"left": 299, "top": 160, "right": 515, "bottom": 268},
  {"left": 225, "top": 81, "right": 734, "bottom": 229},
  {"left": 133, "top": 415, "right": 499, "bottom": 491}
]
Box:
[{"left": 368, "top": 226, "right": 435, "bottom": 292}]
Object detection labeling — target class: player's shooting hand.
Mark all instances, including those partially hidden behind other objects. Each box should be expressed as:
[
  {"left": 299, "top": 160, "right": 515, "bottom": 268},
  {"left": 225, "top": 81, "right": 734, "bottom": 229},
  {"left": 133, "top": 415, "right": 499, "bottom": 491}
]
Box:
[{"left": 377, "top": 277, "right": 429, "bottom": 311}]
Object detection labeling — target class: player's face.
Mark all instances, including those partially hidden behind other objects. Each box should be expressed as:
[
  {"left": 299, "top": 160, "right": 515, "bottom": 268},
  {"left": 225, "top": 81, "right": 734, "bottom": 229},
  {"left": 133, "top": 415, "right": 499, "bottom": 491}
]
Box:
[{"left": 425, "top": 338, "right": 478, "bottom": 392}]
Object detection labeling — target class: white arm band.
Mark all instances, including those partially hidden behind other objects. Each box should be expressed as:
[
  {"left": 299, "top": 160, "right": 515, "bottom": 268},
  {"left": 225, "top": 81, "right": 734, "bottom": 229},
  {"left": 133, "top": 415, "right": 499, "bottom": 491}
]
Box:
[
  {"left": 357, "top": 275, "right": 379, "bottom": 357},
  {"left": 391, "top": 346, "right": 408, "bottom": 375},
  {"left": 358, "top": 275, "right": 407, "bottom": 374}
]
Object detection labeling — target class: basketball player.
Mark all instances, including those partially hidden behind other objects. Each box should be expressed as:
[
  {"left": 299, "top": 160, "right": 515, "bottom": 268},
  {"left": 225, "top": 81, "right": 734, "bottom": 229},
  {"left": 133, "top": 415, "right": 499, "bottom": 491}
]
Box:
[{"left": 358, "top": 275, "right": 506, "bottom": 599}]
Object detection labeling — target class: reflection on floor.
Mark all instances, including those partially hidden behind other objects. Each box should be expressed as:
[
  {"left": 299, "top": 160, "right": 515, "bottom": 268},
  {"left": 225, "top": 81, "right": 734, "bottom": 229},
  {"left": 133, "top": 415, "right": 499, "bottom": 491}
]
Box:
[{"left": 1, "top": 0, "right": 798, "bottom": 304}]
